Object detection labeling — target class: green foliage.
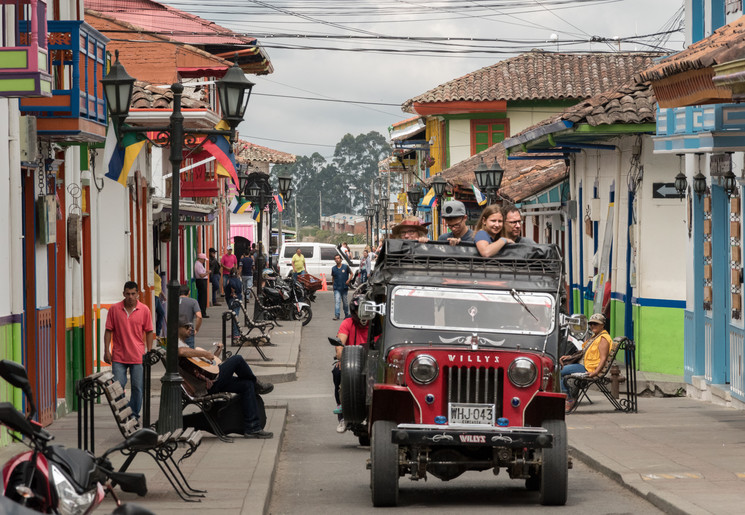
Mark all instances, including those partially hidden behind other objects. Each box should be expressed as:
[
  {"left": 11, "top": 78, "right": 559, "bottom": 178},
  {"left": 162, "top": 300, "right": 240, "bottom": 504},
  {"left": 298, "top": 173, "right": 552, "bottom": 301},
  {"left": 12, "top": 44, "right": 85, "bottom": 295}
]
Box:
[{"left": 273, "top": 131, "right": 391, "bottom": 226}]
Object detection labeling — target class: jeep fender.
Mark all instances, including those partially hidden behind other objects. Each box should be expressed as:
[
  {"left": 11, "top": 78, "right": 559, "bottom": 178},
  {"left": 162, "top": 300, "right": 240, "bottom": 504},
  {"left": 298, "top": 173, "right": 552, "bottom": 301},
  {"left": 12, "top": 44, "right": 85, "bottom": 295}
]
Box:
[
  {"left": 369, "top": 384, "right": 419, "bottom": 427},
  {"left": 523, "top": 391, "right": 566, "bottom": 426}
]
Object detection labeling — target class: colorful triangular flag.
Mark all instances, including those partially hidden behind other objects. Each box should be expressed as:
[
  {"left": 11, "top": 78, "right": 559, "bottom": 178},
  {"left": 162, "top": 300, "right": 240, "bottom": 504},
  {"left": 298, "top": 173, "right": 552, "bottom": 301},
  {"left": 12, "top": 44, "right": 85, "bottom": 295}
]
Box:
[
  {"left": 421, "top": 187, "right": 436, "bottom": 208},
  {"left": 103, "top": 125, "right": 146, "bottom": 186},
  {"left": 273, "top": 193, "right": 284, "bottom": 213},
  {"left": 472, "top": 184, "right": 487, "bottom": 206},
  {"left": 252, "top": 208, "right": 261, "bottom": 223},
  {"left": 202, "top": 120, "right": 239, "bottom": 187}
]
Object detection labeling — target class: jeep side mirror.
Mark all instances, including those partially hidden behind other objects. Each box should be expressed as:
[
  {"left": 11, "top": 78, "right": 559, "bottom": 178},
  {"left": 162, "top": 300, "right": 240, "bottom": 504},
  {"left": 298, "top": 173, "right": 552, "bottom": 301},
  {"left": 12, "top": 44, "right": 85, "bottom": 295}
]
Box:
[{"left": 359, "top": 301, "right": 384, "bottom": 320}]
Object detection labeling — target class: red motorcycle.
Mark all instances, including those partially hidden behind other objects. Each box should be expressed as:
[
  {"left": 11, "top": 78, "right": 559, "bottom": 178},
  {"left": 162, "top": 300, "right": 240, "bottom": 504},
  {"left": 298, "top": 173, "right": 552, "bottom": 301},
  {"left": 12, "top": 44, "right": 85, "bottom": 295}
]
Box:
[{"left": 0, "top": 359, "right": 155, "bottom": 514}]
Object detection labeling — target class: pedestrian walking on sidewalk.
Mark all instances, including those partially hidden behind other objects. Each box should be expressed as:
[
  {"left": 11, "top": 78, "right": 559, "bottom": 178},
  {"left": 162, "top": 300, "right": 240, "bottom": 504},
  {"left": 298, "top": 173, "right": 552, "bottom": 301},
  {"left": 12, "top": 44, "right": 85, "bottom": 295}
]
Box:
[
  {"left": 209, "top": 248, "right": 222, "bottom": 306},
  {"left": 239, "top": 248, "right": 254, "bottom": 298},
  {"left": 331, "top": 254, "right": 352, "bottom": 320},
  {"left": 194, "top": 253, "right": 209, "bottom": 317},
  {"left": 103, "top": 281, "right": 154, "bottom": 419},
  {"left": 153, "top": 259, "right": 166, "bottom": 337},
  {"left": 560, "top": 313, "right": 611, "bottom": 412}
]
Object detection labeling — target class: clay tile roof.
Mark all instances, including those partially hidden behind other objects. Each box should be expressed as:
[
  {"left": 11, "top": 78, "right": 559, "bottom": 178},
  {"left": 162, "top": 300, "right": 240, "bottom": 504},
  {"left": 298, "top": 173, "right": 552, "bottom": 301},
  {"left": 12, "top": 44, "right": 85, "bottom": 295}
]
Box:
[
  {"left": 639, "top": 15, "right": 745, "bottom": 82},
  {"left": 235, "top": 140, "right": 296, "bottom": 165},
  {"left": 403, "top": 50, "right": 663, "bottom": 112},
  {"left": 130, "top": 81, "right": 210, "bottom": 109},
  {"left": 431, "top": 142, "right": 567, "bottom": 203}
]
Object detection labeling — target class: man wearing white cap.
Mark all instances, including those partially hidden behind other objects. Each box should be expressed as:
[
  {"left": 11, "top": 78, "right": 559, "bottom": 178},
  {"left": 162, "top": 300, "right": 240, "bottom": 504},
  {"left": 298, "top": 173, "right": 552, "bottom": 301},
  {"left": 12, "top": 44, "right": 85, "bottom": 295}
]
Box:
[
  {"left": 221, "top": 245, "right": 238, "bottom": 292},
  {"left": 194, "top": 253, "right": 209, "bottom": 317},
  {"left": 438, "top": 200, "right": 474, "bottom": 246}
]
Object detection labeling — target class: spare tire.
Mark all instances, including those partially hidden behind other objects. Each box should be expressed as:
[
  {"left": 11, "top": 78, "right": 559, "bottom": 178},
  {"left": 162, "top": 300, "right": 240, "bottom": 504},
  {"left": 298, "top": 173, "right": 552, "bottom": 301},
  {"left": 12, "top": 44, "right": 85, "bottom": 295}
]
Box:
[{"left": 341, "top": 345, "right": 367, "bottom": 424}]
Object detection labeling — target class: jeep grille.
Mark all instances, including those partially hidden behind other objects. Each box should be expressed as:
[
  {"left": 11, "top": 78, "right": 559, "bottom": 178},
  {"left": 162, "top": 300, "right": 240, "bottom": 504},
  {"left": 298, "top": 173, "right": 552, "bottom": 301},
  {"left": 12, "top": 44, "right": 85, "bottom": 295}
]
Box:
[{"left": 445, "top": 366, "right": 503, "bottom": 415}]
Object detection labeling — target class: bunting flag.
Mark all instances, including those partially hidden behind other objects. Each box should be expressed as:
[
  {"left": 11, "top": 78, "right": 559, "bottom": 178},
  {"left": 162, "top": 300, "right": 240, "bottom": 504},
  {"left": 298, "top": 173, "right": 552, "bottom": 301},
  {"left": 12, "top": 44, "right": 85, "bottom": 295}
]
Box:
[
  {"left": 472, "top": 184, "right": 487, "bottom": 206},
  {"left": 421, "top": 187, "right": 436, "bottom": 208},
  {"left": 273, "top": 193, "right": 284, "bottom": 213},
  {"left": 202, "top": 120, "right": 239, "bottom": 187},
  {"left": 237, "top": 200, "right": 252, "bottom": 214},
  {"left": 103, "top": 125, "right": 146, "bottom": 186},
  {"left": 252, "top": 208, "right": 261, "bottom": 223},
  {"left": 228, "top": 197, "right": 238, "bottom": 212}
]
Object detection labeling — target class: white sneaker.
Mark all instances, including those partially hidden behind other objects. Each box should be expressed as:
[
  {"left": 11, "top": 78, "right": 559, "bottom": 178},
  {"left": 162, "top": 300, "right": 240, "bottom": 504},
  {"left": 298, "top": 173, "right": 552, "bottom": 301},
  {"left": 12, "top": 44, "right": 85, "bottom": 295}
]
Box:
[{"left": 336, "top": 419, "right": 347, "bottom": 433}]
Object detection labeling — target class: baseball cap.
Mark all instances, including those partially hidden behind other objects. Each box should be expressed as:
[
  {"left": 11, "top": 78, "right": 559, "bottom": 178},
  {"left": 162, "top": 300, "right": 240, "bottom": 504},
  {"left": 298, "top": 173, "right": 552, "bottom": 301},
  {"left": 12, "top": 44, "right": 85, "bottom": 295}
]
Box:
[
  {"left": 442, "top": 200, "right": 466, "bottom": 218},
  {"left": 588, "top": 313, "right": 606, "bottom": 325},
  {"left": 227, "top": 244, "right": 234, "bottom": 250}
]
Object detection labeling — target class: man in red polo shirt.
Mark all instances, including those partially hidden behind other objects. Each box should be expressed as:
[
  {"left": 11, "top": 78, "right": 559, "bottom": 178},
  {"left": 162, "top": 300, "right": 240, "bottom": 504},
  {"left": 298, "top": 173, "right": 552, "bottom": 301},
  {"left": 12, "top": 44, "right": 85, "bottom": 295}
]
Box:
[{"left": 103, "top": 281, "right": 154, "bottom": 419}]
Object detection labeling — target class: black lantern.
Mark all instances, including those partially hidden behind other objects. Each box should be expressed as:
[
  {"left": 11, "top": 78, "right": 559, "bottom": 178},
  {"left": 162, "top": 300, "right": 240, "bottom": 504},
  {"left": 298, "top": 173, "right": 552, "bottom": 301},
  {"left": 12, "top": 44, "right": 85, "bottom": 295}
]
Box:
[
  {"left": 407, "top": 187, "right": 423, "bottom": 215},
  {"left": 693, "top": 172, "right": 708, "bottom": 197},
  {"left": 100, "top": 50, "right": 135, "bottom": 131},
  {"left": 284, "top": 187, "right": 293, "bottom": 202},
  {"left": 216, "top": 62, "right": 254, "bottom": 133},
  {"left": 489, "top": 158, "right": 505, "bottom": 192},
  {"left": 474, "top": 158, "right": 489, "bottom": 190},
  {"left": 381, "top": 196, "right": 389, "bottom": 213},
  {"left": 432, "top": 175, "right": 447, "bottom": 198},
  {"left": 723, "top": 170, "right": 738, "bottom": 197},
  {"left": 247, "top": 181, "right": 261, "bottom": 200},
  {"left": 674, "top": 172, "right": 687, "bottom": 196},
  {"left": 277, "top": 172, "right": 292, "bottom": 198}
]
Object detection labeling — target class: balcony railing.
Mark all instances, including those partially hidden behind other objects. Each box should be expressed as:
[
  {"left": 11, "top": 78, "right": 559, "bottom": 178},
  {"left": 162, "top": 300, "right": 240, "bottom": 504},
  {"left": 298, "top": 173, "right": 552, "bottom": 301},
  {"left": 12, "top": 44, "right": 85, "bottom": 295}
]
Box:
[
  {"left": 0, "top": 0, "right": 52, "bottom": 97},
  {"left": 19, "top": 20, "right": 109, "bottom": 142}
]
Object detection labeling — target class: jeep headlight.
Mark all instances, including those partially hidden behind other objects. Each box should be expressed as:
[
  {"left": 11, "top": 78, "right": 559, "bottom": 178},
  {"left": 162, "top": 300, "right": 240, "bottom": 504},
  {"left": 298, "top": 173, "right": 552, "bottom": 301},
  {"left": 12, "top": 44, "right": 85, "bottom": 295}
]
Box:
[
  {"left": 409, "top": 354, "right": 438, "bottom": 384},
  {"left": 508, "top": 357, "right": 537, "bottom": 387}
]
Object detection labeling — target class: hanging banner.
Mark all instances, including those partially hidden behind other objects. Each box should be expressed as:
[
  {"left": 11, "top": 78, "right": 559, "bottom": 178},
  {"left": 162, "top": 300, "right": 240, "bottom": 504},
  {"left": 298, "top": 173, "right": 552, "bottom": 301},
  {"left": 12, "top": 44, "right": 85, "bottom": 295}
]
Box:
[{"left": 593, "top": 183, "right": 615, "bottom": 316}]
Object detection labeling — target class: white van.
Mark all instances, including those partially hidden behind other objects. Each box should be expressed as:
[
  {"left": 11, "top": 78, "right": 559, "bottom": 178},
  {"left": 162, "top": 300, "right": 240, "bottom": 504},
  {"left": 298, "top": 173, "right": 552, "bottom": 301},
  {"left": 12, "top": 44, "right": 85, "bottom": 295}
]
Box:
[{"left": 278, "top": 242, "right": 357, "bottom": 281}]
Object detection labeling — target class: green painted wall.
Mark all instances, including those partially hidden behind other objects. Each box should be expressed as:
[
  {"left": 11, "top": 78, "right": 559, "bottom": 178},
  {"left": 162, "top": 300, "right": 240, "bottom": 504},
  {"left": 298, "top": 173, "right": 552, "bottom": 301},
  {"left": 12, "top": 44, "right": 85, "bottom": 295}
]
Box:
[
  {"left": 0, "top": 322, "right": 23, "bottom": 447},
  {"left": 68, "top": 326, "right": 84, "bottom": 411}
]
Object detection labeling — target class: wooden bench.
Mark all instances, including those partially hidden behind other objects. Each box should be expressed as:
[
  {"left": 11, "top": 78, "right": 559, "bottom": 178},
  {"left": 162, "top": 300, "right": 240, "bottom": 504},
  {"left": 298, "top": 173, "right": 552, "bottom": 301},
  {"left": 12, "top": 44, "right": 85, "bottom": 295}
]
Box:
[
  {"left": 77, "top": 371, "right": 206, "bottom": 502},
  {"left": 565, "top": 336, "right": 637, "bottom": 413}
]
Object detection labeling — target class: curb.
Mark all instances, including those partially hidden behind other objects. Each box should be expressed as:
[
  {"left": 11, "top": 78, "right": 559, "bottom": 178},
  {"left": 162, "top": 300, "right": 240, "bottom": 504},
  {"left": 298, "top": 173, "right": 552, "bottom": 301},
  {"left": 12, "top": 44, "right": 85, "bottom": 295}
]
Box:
[{"left": 242, "top": 405, "right": 287, "bottom": 515}]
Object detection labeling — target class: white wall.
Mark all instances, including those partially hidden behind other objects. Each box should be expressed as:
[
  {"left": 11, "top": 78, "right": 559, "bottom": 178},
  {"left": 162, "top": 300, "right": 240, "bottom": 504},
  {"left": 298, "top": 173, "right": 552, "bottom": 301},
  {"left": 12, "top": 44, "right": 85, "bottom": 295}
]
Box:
[
  {"left": 448, "top": 119, "right": 471, "bottom": 166},
  {"left": 0, "top": 101, "right": 14, "bottom": 317}
]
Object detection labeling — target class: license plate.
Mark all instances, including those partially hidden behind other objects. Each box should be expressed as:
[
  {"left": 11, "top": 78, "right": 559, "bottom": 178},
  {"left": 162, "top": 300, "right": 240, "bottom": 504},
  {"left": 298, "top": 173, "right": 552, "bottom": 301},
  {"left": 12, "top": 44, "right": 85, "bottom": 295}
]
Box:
[{"left": 449, "top": 403, "right": 495, "bottom": 426}]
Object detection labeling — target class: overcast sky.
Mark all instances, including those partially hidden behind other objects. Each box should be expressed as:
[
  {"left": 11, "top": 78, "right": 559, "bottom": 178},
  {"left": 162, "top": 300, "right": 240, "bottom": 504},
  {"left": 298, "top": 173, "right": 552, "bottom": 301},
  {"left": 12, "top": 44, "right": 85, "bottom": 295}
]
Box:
[{"left": 163, "top": 0, "right": 686, "bottom": 159}]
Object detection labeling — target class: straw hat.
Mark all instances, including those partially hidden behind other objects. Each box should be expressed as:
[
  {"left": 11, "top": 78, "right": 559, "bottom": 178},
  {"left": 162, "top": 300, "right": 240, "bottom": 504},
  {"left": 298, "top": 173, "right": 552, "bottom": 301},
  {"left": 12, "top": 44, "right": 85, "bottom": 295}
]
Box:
[{"left": 391, "top": 216, "right": 430, "bottom": 238}]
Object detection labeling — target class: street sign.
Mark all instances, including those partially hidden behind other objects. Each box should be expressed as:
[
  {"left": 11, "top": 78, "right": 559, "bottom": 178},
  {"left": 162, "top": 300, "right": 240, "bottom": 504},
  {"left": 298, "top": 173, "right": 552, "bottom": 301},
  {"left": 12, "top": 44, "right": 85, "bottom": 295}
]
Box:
[{"left": 653, "top": 183, "right": 684, "bottom": 199}]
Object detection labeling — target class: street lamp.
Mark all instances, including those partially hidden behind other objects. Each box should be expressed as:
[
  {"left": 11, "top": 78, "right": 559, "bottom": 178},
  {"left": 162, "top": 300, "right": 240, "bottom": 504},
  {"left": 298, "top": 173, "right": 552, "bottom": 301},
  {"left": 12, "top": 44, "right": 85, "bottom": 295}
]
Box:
[
  {"left": 101, "top": 53, "right": 254, "bottom": 434},
  {"left": 374, "top": 201, "right": 381, "bottom": 247},
  {"left": 381, "top": 196, "right": 389, "bottom": 236},
  {"left": 365, "top": 207, "right": 374, "bottom": 246},
  {"left": 474, "top": 157, "right": 504, "bottom": 204},
  {"left": 407, "top": 187, "right": 422, "bottom": 216},
  {"left": 431, "top": 174, "right": 447, "bottom": 233},
  {"left": 276, "top": 172, "right": 292, "bottom": 249}
]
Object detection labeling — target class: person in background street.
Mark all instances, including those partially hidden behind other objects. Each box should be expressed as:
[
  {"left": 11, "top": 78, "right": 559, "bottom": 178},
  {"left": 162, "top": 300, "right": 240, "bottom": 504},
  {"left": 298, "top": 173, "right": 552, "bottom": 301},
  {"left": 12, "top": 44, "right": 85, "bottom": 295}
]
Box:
[
  {"left": 179, "top": 284, "right": 202, "bottom": 348},
  {"left": 176, "top": 316, "right": 274, "bottom": 439},
  {"left": 439, "top": 200, "right": 475, "bottom": 245},
  {"left": 331, "top": 254, "right": 352, "bottom": 320},
  {"left": 194, "top": 253, "right": 209, "bottom": 318},
  {"left": 153, "top": 259, "right": 166, "bottom": 338},
  {"left": 332, "top": 295, "right": 369, "bottom": 433},
  {"left": 503, "top": 205, "right": 536, "bottom": 245},
  {"left": 391, "top": 217, "right": 429, "bottom": 242},
  {"left": 103, "top": 281, "right": 154, "bottom": 419},
  {"left": 291, "top": 247, "right": 306, "bottom": 279},
  {"left": 239, "top": 248, "right": 254, "bottom": 298},
  {"left": 341, "top": 242, "right": 351, "bottom": 258},
  {"left": 560, "top": 313, "right": 611, "bottom": 413},
  {"left": 474, "top": 205, "right": 513, "bottom": 257},
  {"left": 221, "top": 244, "right": 238, "bottom": 291},
  {"left": 224, "top": 269, "right": 243, "bottom": 343},
  {"left": 359, "top": 249, "right": 370, "bottom": 283},
  {"left": 209, "top": 248, "right": 222, "bottom": 306}
]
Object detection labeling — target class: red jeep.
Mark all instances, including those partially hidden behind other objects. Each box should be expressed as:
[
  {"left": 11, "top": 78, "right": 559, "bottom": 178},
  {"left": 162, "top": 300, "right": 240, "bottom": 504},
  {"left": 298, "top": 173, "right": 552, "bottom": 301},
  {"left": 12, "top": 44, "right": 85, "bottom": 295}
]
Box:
[{"left": 340, "top": 240, "right": 572, "bottom": 506}]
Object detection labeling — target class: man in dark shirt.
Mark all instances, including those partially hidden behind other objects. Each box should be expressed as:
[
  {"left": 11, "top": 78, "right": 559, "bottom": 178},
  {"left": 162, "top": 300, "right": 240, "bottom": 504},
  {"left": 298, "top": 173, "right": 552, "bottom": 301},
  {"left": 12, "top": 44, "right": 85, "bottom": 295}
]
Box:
[
  {"left": 224, "top": 270, "right": 243, "bottom": 341},
  {"left": 208, "top": 248, "right": 222, "bottom": 306},
  {"left": 239, "top": 250, "right": 254, "bottom": 298},
  {"left": 438, "top": 200, "right": 475, "bottom": 245},
  {"left": 331, "top": 254, "right": 352, "bottom": 320},
  {"left": 503, "top": 206, "right": 536, "bottom": 245}
]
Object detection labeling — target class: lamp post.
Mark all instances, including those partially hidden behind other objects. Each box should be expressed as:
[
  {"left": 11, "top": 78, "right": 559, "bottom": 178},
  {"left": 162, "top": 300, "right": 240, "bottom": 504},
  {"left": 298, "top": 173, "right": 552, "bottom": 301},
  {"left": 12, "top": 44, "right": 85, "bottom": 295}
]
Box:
[
  {"left": 276, "top": 172, "right": 292, "bottom": 248},
  {"left": 407, "top": 187, "right": 422, "bottom": 216},
  {"left": 374, "top": 201, "right": 381, "bottom": 247},
  {"left": 381, "top": 196, "right": 389, "bottom": 237},
  {"left": 101, "top": 51, "right": 254, "bottom": 434},
  {"left": 474, "top": 157, "right": 505, "bottom": 205},
  {"left": 431, "top": 174, "right": 447, "bottom": 235},
  {"left": 365, "top": 207, "right": 374, "bottom": 246}
]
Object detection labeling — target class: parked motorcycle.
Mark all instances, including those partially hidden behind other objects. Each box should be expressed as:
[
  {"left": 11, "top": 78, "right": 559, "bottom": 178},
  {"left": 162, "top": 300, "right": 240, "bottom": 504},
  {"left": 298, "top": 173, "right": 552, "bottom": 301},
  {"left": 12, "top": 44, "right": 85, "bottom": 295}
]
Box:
[
  {"left": 0, "top": 359, "right": 156, "bottom": 515},
  {"left": 258, "top": 269, "right": 312, "bottom": 326}
]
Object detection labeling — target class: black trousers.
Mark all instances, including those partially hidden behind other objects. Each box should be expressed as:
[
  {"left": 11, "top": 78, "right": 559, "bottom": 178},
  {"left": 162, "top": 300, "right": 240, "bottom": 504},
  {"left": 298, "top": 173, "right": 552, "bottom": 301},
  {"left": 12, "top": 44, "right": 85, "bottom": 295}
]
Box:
[{"left": 195, "top": 278, "right": 208, "bottom": 314}]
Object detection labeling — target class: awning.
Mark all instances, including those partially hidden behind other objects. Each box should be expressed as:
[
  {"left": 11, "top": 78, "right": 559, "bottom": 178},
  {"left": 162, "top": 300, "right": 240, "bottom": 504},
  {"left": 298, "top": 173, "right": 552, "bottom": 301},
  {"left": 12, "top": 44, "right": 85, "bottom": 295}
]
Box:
[{"left": 155, "top": 197, "right": 216, "bottom": 220}]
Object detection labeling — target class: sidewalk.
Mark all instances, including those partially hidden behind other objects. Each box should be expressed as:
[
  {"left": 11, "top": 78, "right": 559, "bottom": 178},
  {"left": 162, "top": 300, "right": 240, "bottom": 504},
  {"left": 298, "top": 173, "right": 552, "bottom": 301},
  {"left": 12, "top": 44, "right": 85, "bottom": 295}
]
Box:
[
  {"left": 0, "top": 305, "right": 302, "bottom": 515},
  {"left": 568, "top": 390, "right": 745, "bottom": 515}
]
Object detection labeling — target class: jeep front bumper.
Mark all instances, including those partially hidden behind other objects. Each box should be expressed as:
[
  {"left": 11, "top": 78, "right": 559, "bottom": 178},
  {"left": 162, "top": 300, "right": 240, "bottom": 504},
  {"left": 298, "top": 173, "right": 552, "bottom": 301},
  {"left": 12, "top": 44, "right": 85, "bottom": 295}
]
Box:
[{"left": 391, "top": 424, "right": 553, "bottom": 448}]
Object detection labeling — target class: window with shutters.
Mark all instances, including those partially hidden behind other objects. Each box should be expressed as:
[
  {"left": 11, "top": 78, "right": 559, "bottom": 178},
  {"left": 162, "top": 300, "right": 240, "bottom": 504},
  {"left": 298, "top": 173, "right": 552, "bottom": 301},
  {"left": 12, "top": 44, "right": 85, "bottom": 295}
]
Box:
[{"left": 470, "top": 119, "right": 509, "bottom": 155}]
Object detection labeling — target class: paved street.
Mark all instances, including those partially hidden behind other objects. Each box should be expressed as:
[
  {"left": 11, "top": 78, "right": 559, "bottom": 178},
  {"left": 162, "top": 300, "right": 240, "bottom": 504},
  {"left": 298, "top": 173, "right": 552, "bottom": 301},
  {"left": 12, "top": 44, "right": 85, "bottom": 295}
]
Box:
[{"left": 267, "top": 292, "right": 661, "bottom": 514}]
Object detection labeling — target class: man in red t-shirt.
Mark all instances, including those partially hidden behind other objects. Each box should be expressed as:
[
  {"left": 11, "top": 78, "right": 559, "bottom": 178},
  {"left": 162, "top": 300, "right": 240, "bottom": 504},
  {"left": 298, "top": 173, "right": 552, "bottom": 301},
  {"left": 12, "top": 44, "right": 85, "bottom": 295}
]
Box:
[
  {"left": 221, "top": 245, "right": 238, "bottom": 291},
  {"left": 332, "top": 295, "right": 369, "bottom": 433},
  {"left": 103, "top": 281, "right": 154, "bottom": 419}
]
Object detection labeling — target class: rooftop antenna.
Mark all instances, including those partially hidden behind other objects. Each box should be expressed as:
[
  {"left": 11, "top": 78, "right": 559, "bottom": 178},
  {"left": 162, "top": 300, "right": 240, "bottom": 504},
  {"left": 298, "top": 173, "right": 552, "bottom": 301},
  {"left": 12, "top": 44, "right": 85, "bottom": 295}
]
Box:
[{"left": 550, "top": 33, "right": 559, "bottom": 51}]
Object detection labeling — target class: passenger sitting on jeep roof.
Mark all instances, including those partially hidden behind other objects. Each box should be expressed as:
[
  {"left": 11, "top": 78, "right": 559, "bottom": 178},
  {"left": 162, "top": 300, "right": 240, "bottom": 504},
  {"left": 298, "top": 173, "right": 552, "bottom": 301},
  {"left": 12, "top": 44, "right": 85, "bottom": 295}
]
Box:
[
  {"left": 391, "top": 217, "right": 429, "bottom": 242},
  {"left": 438, "top": 200, "right": 475, "bottom": 246},
  {"left": 503, "top": 205, "right": 536, "bottom": 245},
  {"left": 474, "top": 205, "right": 514, "bottom": 257}
]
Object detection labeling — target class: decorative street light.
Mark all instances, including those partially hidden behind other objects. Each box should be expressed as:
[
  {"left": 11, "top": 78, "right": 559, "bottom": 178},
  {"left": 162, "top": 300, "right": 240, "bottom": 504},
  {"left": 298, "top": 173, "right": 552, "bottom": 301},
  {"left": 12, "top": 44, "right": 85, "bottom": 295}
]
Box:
[
  {"left": 674, "top": 154, "right": 687, "bottom": 197},
  {"left": 474, "top": 157, "right": 504, "bottom": 204},
  {"left": 723, "top": 170, "right": 739, "bottom": 198},
  {"left": 374, "top": 201, "right": 381, "bottom": 247},
  {"left": 692, "top": 172, "right": 708, "bottom": 198},
  {"left": 101, "top": 53, "right": 254, "bottom": 434},
  {"left": 365, "top": 207, "right": 374, "bottom": 246},
  {"left": 407, "top": 187, "right": 422, "bottom": 216},
  {"left": 431, "top": 174, "right": 447, "bottom": 234},
  {"left": 381, "top": 196, "right": 389, "bottom": 236}
]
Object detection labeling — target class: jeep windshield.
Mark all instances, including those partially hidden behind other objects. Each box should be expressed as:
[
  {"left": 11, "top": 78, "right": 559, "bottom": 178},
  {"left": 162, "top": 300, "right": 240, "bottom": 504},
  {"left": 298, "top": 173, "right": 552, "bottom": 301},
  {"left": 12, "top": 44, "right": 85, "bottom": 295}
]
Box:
[{"left": 389, "top": 286, "right": 555, "bottom": 336}]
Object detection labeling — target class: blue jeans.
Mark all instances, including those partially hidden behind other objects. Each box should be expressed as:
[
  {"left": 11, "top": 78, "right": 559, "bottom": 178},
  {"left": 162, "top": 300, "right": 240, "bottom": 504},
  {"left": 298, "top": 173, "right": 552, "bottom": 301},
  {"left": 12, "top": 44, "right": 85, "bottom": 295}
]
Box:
[
  {"left": 229, "top": 298, "right": 241, "bottom": 338},
  {"left": 560, "top": 363, "right": 587, "bottom": 401},
  {"left": 208, "top": 355, "right": 261, "bottom": 433},
  {"left": 334, "top": 289, "right": 349, "bottom": 318},
  {"left": 184, "top": 333, "right": 195, "bottom": 349},
  {"left": 241, "top": 275, "right": 253, "bottom": 297},
  {"left": 112, "top": 362, "right": 144, "bottom": 418},
  {"left": 210, "top": 273, "right": 220, "bottom": 304},
  {"left": 360, "top": 270, "right": 368, "bottom": 283}
]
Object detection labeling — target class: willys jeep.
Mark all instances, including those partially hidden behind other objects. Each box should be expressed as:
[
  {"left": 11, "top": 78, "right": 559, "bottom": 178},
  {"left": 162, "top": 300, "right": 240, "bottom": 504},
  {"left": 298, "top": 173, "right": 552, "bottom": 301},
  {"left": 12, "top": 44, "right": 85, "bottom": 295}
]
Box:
[{"left": 339, "top": 239, "right": 576, "bottom": 507}]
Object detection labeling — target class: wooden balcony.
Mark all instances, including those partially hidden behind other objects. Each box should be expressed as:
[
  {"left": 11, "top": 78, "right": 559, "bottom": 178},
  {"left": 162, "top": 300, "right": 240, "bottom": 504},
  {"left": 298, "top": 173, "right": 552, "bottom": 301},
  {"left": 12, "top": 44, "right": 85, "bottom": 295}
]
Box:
[{"left": 0, "top": 0, "right": 52, "bottom": 97}]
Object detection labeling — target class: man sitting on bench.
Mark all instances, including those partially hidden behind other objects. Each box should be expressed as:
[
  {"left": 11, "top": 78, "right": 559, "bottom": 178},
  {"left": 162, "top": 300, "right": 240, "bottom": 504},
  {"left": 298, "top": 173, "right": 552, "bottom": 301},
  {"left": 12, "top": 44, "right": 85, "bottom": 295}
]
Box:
[
  {"left": 559, "top": 313, "right": 611, "bottom": 413},
  {"left": 176, "top": 316, "right": 274, "bottom": 438}
]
